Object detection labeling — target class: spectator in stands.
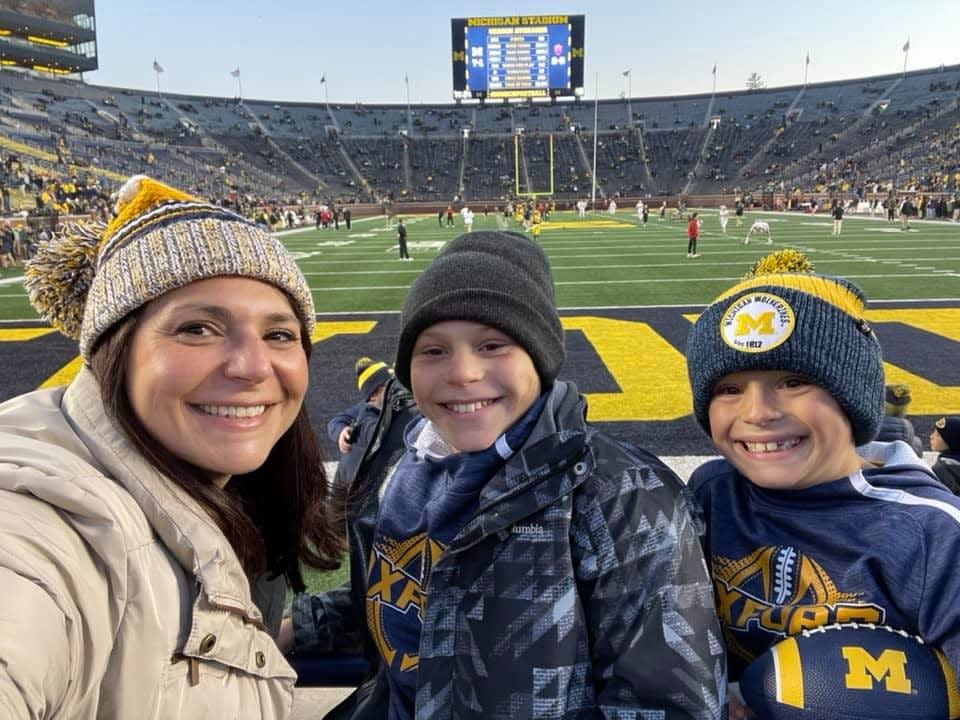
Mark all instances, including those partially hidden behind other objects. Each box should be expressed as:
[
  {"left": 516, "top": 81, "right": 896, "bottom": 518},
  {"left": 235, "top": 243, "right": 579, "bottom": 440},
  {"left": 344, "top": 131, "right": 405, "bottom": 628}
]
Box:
[
  {"left": 0, "top": 222, "right": 13, "bottom": 267},
  {"left": 930, "top": 417, "right": 960, "bottom": 495},
  {"left": 831, "top": 199, "right": 844, "bottom": 235},
  {"left": 283, "top": 230, "right": 724, "bottom": 718},
  {"left": 685, "top": 249, "right": 960, "bottom": 716},
  {"left": 2, "top": 175, "right": 342, "bottom": 718},
  {"left": 873, "top": 383, "right": 923, "bottom": 456},
  {"left": 327, "top": 356, "right": 394, "bottom": 455}
]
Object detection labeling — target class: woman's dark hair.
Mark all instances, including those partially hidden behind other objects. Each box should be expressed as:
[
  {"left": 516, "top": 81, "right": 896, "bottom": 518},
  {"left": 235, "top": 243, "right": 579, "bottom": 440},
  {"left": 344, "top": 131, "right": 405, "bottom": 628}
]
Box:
[{"left": 89, "top": 311, "right": 344, "bottom": 592}]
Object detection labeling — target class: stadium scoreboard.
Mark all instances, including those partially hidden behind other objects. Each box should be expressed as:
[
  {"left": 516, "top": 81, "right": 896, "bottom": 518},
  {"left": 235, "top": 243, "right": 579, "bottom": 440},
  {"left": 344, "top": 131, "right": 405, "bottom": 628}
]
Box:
[{"left": 451, "top": 15, "right": 585, "bottom": 100}]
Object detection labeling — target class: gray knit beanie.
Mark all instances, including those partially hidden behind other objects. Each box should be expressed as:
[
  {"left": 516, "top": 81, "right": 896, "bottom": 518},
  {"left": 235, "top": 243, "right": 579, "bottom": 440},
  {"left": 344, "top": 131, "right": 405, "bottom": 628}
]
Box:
[
  {"left": 394, "top": 230, "right": 565, "bottom": 388},
  {"left": 686, "top": 272, "right": 884, "bottom": 446}
]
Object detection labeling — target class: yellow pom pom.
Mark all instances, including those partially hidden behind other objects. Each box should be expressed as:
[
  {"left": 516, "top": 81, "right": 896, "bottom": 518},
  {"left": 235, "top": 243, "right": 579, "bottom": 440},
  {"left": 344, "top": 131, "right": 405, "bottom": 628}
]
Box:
[
  {"left": 24, "top": 220, "right": 106, "bottom": 339},
  {"left": 102, "top": 175, "right": 197, "bottom": 248},
  {"left": 744, "top": 248, "right": 815, "bottom": 279}
]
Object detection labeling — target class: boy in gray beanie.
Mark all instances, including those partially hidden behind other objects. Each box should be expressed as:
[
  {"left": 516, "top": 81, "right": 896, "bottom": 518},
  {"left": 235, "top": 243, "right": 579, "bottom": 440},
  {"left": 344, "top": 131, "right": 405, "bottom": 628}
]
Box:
[
  {"left": 683, "top": 250, "right": 960, "bottom": 714},
  {"left": 286, "top": 230, "right": 725, "bottom": 718}
]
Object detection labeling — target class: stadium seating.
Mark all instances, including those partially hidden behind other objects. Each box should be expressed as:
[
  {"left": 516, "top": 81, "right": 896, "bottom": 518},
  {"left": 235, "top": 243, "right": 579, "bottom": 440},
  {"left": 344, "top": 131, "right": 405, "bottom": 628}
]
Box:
[{"left": 0, "top": 63, "right": 957, "bottom": 207}]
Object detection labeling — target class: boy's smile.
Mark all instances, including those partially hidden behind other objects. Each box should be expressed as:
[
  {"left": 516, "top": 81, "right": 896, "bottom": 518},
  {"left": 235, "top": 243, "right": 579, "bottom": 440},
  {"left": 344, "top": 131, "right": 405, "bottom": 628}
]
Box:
[
  {"left": 410, "top": 320, "right": 541, "bottom": 452},
  {"left": 708, "top": 370, "right": 863, "bottom": 490}
]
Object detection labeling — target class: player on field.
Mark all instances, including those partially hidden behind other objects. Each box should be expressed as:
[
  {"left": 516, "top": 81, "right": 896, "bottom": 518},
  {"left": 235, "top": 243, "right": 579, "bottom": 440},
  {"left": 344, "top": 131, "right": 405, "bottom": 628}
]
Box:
[
  {"left": 831, "top": 200, "right": 844, "bottom": 235},
  {"left": 685, "top": 250, "right": 960, "bottom": 716},
  {"left": 744, "top": 219, "right": 771, "bottom": 245},
  {"left": 686, "top": 212, "right": 701, "bottom": 258},
  {"left": 718, "top": 205, "right": 729, "bottom": 234},
  {"left": 635, "top": 199, "right": 644, "bottom": 221}
]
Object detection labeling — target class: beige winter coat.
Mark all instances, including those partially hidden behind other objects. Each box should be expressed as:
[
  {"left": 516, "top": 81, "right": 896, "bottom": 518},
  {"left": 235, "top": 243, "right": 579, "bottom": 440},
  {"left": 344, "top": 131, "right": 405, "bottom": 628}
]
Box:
[{"left": 0, "top": 368, "right": 296, "bottom": 719}]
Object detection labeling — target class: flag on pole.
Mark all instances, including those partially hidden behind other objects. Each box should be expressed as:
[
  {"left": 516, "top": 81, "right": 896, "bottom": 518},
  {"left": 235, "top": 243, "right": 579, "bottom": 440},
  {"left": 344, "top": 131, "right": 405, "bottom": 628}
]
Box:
[
  {"left": 806, "top": 53, "right": 810, "bottom": 65},
  {"left": 622, "top": 69, "right": 631, "bottom": 77},
  {"left": 319, "top": 74, "right": 326, "bottom": 84},
  {"left": 230, "top": 67, "right": 240, "bottom": 78},
  {"left": 152, "top": 59, "right": 164, "bottom": 73},
  {"left": 712, "top": 64, "right": 717, "bottom": 76},
  {"left": 404, "top": 74, "right": 409, "bottom": 85},
  {"left": 902, "top": 38, "right": 910, "bottom": 52}
]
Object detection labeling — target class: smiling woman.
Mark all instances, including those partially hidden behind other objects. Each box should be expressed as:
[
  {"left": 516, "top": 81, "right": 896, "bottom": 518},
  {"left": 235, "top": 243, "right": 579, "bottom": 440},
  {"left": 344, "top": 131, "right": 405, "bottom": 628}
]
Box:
[{"left": 0, "top": 175, "right": 344, "bottom": 718}]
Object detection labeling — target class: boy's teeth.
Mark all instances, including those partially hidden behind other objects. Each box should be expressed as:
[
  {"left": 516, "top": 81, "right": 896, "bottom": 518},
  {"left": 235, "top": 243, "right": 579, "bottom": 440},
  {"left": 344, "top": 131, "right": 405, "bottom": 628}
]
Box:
[
  {"left": 744, "top": 438, "right": 801, "bottom": 453},
  {"left": 447, "top": 400, "right": 493, "bottom": 414},
  {"left": 198, "top": 404, "right": 266, "bottom": 418}
]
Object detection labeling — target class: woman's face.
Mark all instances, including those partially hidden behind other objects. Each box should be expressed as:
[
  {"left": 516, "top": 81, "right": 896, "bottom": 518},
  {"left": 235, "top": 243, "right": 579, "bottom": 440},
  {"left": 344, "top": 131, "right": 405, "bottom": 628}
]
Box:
[{"left": 125, "top": 277, "right": 308, "bottom": 486}]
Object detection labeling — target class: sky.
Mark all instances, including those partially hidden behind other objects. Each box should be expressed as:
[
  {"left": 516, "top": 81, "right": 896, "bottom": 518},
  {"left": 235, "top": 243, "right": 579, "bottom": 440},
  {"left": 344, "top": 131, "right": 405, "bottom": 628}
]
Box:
[{"left": 86, "top": 0, "right": 960, "bottom": 106}]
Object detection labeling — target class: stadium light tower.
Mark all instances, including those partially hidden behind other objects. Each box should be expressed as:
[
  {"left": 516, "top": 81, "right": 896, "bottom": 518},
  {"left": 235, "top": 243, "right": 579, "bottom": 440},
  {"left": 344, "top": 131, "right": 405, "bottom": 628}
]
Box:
[
  {"left": 623, "top": 69, "right": 633, "bottom": 128},
  {"left": 591, "top": 72, "right": 599, "bottom": 207}
]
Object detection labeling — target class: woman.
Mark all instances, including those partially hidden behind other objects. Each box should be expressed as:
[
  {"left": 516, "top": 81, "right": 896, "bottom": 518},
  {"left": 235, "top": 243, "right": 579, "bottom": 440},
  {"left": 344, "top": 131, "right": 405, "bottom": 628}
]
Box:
[{"left": 1, "top": 175, "right": 342, "bottom": 718}]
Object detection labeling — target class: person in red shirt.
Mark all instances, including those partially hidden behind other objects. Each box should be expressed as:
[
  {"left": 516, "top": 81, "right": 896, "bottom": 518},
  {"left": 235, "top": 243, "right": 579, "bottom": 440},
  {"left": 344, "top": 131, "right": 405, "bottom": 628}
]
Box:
[{"left": 687, "top": 212, "right": 701, "bottom": 258}]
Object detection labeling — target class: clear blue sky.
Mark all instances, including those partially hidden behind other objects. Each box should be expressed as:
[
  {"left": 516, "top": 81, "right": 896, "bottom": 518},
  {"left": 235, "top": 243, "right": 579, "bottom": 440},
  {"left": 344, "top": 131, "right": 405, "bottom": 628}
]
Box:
[{"left": 87, "top": 0, "right": 960, "bottom": 105}]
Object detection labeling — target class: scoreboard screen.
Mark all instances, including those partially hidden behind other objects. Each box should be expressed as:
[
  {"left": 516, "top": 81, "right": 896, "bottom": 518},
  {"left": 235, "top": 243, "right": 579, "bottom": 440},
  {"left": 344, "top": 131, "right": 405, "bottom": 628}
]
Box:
[{"left": 451, "top": 15, "right": 585, "bottom": 100}]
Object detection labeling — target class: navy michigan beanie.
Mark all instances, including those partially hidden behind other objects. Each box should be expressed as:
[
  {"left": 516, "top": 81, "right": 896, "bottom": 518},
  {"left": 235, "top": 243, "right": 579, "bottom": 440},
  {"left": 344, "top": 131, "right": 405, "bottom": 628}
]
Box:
[
  {"left": 685, "top": 269, "right": 884, "bottom": 446},
  {"left": 394, "top": 230, "right": 565, "bottom": 388}
]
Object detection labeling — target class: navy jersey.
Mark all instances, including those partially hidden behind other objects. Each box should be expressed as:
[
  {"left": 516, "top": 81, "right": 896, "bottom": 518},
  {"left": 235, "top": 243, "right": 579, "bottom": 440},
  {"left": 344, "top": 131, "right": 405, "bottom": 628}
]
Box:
[{"left": 690, "top": 440, "right": 960, "bottom": 683}]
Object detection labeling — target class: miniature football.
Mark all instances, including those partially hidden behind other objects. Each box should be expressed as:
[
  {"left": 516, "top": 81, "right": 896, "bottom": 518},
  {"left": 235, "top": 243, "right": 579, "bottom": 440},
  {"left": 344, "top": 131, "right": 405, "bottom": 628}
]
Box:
[{"left": 739, "top": 623, "right": 960, "bottom": 719}]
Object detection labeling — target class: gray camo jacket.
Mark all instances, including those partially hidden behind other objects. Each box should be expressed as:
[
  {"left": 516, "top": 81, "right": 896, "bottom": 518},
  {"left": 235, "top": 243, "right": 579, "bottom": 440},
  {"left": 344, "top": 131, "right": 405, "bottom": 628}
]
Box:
[{"left": 293, "top": 380, "right": 726, "bottom": 719}]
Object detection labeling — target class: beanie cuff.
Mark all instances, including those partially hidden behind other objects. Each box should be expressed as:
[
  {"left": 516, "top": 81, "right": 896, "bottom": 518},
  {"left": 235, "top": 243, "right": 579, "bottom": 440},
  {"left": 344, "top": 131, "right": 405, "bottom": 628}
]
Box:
[{"left": 395, "top": 289, "right": 564, "bottom": 388}]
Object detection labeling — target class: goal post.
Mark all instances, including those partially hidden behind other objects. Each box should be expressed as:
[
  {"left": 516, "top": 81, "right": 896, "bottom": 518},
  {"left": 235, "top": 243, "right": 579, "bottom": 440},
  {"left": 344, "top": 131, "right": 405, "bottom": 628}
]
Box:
[{"left": 513, "top": 133, "right": 555, "bottom": 197}]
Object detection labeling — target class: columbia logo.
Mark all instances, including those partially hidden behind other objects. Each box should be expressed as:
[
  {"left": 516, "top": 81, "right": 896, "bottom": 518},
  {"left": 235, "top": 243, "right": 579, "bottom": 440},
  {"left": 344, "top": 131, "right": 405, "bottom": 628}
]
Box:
[{"left": 512, "top": 523, "right": 545, "bottom": 536}]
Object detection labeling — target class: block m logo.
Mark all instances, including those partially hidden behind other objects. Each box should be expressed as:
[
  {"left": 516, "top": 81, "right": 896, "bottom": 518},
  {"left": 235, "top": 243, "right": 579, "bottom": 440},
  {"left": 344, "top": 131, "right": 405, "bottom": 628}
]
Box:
[
  {"left": 841, "top": 647, "right": 911, "bottom": 694},
  {"left": 735, "top": 311, "right": 775, "bottom": 336}
]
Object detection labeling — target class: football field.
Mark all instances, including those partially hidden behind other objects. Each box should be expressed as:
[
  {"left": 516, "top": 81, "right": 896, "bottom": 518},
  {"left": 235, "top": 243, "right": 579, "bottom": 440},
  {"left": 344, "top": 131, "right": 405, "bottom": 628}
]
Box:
[{"left": 1, "top": 207, "right": 958, "bottom": 462}]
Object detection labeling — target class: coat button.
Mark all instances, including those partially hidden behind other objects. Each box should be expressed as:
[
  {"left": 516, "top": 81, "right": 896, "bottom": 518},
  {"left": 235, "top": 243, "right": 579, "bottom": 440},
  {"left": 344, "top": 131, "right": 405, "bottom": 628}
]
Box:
[
  {"left": 255, "top": 651, "right": 266, "bottom": 668},
  {"left": 199, "top": 634, "right": 217, "bottom": 654}
]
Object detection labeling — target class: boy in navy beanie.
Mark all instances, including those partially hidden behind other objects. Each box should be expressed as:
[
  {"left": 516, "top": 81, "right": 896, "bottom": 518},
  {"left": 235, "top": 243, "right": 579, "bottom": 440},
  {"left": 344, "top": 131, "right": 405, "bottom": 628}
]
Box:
[
  {"left": 286, "top": 230, "right": 725, "bottom": 719},
  {"left": 684, "top": 249, "right": 960, "bottom": 714}
]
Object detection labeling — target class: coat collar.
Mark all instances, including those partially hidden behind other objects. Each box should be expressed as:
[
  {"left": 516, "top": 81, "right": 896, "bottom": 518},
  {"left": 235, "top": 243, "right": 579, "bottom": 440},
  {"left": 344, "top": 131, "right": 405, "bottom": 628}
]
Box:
[{"left": 447, "top": 381, "right": 592, "bottom": 550}]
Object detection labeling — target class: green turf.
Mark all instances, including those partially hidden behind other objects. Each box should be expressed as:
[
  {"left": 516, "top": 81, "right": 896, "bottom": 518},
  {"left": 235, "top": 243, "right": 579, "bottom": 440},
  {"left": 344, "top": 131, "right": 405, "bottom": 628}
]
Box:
[{"left": 1, "top": 210, "right": 957, "bottom": 323}]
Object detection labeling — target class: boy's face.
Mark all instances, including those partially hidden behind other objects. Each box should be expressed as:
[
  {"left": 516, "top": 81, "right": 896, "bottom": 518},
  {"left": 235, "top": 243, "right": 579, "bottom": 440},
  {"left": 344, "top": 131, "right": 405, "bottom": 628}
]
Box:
[
  {"left": 410, "top": 320, "right": 541, "bottom": 453},
  {"left": 708, "top": 370, "right": 862, "bottom": 490},
  {"left": 931, "top": 429, "right": 949, "bottom": 453}
]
